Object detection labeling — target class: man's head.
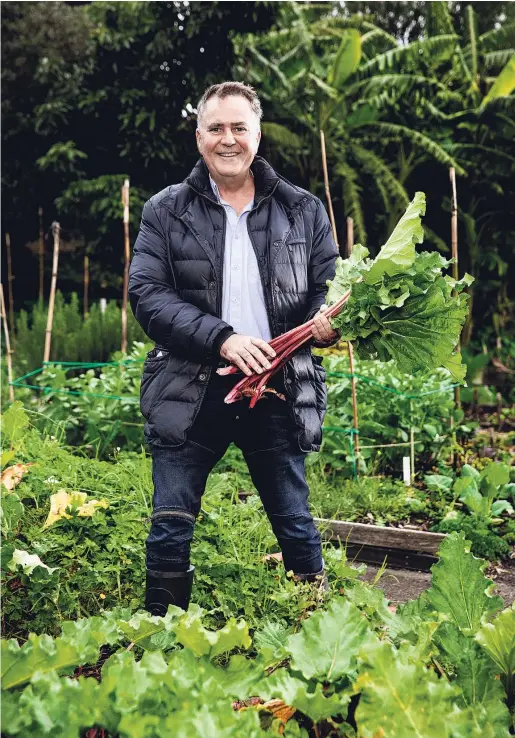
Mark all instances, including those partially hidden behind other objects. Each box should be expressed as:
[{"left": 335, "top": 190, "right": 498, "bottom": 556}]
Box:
[{"left": 196, "top": 82, "right": 262, "bottom": 182}]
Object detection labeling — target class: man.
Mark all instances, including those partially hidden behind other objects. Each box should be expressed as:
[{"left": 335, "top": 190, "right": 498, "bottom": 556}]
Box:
[{"left": 129, "top": 82, "right": 339, "bottom": 615}]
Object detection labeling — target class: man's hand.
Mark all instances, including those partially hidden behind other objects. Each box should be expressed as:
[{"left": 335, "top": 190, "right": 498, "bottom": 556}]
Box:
[
  {"left": 312, "top": 304, "right": 339, "bottom": 345},
  {"left": 219, "top": 334, "right": 276, "bottom": 376}
]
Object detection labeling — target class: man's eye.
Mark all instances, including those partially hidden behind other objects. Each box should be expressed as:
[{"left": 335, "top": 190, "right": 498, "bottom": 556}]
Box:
[{"left": 235, "top": 127, "right": 246, "bottom": 132}]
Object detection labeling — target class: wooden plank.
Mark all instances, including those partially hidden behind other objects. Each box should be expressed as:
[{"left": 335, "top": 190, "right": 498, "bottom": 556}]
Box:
[
  {"left": 315, "top": 517, "right": 446, "bottom": 554},
  {"left": 344, "top": 544, "right": 438, "bottom": 571}
]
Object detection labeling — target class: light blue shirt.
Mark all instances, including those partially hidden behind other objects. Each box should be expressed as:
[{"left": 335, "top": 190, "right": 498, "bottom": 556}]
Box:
[{"left": 209, "top": 175, "right": 272, "bottom": 342}]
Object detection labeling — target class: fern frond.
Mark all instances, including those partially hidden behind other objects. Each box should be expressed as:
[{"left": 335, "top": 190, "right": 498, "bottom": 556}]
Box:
[
  {"left": 478, "top": 21, "right": 515, "bottom": 53},
  {"left": 425, "top": 2, "right": 455, "bottom": 37},
  {"left": 351, "top": 143, "right": 409, "bottom": 210},
  {"left": 356, "top": 122, "right": 466, "bottom": 175},
  {"left": 484, "top": 49, "right": 515, "bottom": 70},
  {"left": 261, "top": 123, "right": 304, "bottom": 150},
  {"left": 356, "top": 35, "right": 458, "bottom": 79},
  {"left": 247, "top": 46, "right": 291, "bottom": 91}
]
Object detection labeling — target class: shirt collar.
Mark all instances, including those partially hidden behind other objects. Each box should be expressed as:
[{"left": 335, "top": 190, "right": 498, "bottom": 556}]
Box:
[{"left": 209, "top": 173, "right": 254, "bottom": 212}]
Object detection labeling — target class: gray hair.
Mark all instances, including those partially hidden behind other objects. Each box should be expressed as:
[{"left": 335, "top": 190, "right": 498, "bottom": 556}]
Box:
[{"left": 196, "top": 81, "right": 263, "bottom": 129}]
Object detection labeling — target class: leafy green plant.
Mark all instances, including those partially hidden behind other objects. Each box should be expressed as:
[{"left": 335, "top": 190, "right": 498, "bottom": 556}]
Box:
[
  {"left": 1, "top": 532, "right": 512, "bottom": 737},
  {"left": 29, "top": 341, "right": 149, "bottom": 455},
  {"left": 431, "top": 461, "right": 514, "bottom": 559},
  {"left": 12, "top": 292, "right": 148, "bottom": 374}
]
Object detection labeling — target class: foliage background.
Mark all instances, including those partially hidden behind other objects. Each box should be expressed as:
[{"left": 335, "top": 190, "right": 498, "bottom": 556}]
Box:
[{"left": 1, "top": 0, "right": 514, "bottom": 355}]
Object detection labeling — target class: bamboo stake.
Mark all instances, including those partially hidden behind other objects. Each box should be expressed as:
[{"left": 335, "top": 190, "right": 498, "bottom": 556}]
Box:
[
  {"left": 346, "top": 224, "right": 360, "bottom": 458},
  {"left": 449, "top": 167, "right": 461, "bottom": 471},
  {"left": 346, "top": 217, "right": 354, "bottom": 259},
  {"left": 409, "top": 400, "right": 416, "bottom": 485},
  {"left": 43, "top": 222, "right": 60, "bottom": 363},
  {"left": 450, "top": 168, "right": 461, "bottom": 410},
  {"left": 121, "top": 178, "right": 130, "bottom": 354},
  {"left": 38, "top": 206, "right": 45, "bottom": 300},
  {"left": 319, "top": 130, "right": 339, "bottom": 251},
  {"left": 5, "top": 232, "right": 15, "bottom": 341},
  {"left": 83, "top": 254, "right": 89, "bottom": 318},
  {"left": 0, "top": 284, "right": 15, "bottom": 402}
]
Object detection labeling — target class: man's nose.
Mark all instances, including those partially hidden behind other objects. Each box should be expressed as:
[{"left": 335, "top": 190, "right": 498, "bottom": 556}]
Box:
[{"left": 221, "top": 129, "right": 236, "bottom": 145}]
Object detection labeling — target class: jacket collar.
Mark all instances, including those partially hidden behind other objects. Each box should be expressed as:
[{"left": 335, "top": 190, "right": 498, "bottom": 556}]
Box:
[{"left": 186, "top": 155, "right": 280, "bottom": 208}]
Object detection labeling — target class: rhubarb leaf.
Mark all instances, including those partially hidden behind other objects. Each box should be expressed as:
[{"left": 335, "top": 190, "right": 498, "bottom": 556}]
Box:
[
  {"left": 286, "top": 597, "right": 373, "bottom": 682},
  {"left": 261, "top": 670, "right": 350, "bottom": 722},
  {"left": 355, "top": 640, "right": 462, "bottom": 738},
  {"left": 425, "top": 533, "right": 504, "bottom": 634},
  {"left": 476, "top": 604, "right": 515, "bottom": 682},
  {"left": 364, "top": 191, "right": 425, "bottom": 284},
  {"left": 326, "top": 192, "right": 473, "bottom": 380}
]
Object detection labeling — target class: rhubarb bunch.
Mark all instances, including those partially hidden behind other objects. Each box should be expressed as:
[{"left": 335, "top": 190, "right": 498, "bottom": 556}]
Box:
[{"left": 221, "top": 192, "right": 472, "bottom": 405}]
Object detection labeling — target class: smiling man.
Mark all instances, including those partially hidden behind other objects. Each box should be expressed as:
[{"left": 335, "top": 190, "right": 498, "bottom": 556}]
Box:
[{"left": 129, "top": 82, "right": 339, "bottom": 615}]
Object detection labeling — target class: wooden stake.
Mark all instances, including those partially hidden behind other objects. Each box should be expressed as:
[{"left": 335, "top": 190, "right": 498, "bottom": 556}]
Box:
[
  {"left": 5, "top": 232, "right": 15, "bottom": 341},
  {"left": 38, "top": 206, "right": 45, "bottom": 300},
  {"left": 83, "top": 254, "right": 89, "bottom": 318},
  {"left": 44, "top": 222, "right": 60, "bottom": 363},
  {"left": 450, "top": 167, "right": 461, "bottom": 412},
  {"left": 409, "top": 400, "right": 416, "bottom": 485},
  {"left": 319, "top": 130, "right": 339, "bottom": 251},
  {"left": 346, "top": 217, "right": 354, "bottom": 259},
  {"left": 346, "top": 222, "right": 360, "bottom": 457},
  {"left": 121, "top": 178, "right": 130, "bottom": 354},
  {"left": 0, "top": 284, "right": 15, "bottom": 402}
]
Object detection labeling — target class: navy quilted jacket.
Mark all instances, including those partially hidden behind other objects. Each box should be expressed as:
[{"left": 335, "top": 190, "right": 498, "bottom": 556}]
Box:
[{"left": 129, "top": 156, "right": 337, "bottom": 451}]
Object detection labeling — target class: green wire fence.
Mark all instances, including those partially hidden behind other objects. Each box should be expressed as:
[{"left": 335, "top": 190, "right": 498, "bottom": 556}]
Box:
[{"left": 10, "top": 361, "right": 460, "bottom": 479}]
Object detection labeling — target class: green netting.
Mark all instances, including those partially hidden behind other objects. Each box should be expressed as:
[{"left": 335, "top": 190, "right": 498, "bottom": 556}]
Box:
[{"left": 9, "top": 360, "right": 459, "bottom": 479}]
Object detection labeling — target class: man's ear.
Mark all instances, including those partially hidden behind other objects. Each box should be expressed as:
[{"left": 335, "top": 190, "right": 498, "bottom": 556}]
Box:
[{"left": 196, "top": 128, "right": 202, "bottom": 154}]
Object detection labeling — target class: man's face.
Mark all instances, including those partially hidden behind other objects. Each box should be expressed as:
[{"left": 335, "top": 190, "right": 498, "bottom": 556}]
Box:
[{"left": 196, "top": 95, "right": 261, "bottom": 181}]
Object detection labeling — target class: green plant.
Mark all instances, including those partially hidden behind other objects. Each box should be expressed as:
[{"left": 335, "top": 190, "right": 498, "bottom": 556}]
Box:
[
  {"left": 12, "top": 292, "right": 148, "bottom": 374},
  {"left": 431, "top": 461, "right": 514, "bottom": 560},
  {"left": 1, "top": 533, "right": 512, "bottom": 737}
]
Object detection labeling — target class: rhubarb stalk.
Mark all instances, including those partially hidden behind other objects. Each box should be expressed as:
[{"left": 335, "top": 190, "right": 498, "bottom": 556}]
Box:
[{"left": 221, "top": 290, "right": 351, "bottom": 405}]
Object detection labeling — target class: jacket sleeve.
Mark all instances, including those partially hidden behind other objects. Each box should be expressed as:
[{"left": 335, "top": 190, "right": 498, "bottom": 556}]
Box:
[
  {"left": 129, "top": 199, "right": 234, "bottom": 364},
  {"left": 304, "top": 198, "right": 339, "bottom": 347}
]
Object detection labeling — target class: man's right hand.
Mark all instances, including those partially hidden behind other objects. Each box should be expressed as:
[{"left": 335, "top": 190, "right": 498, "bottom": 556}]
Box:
[{"left": 219, "top": 334, "right": 276, "bottom": 376}]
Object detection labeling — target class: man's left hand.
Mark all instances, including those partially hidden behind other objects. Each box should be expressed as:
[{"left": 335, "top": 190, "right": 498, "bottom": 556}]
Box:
[{"left": 312, "top": 304, "right": 339, "bottom": 345}]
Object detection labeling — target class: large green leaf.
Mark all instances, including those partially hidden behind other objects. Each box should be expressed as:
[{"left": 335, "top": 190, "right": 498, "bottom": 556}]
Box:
[
  {"left": 1, "top": 402, "right": 29, "bottom": 447},
  {"left": 174, "top": 605, "right": 251, "bottom": 658},
  {"left": 286, "top": 597, "right": 373, "bottom": 682},
  {"left": 260, "top": 122, "right": 303, "bottom": 150},
  {"left": 364, "top": 191, "right": 425, "bottom": 284},
  {"left": 1, "top": 632, "right": 100, "bottom": 690},
  {"left": 483, "top": 54, "right": 515, "bottom": 105},
  {"left": 261, "top": 670, "right": 349, "bottom": 722},
  {"left": 476, "top": 604, "right": 515, "bottom": 680},
  {"left": 328, "top": 29, "right": 361, "bottom": 89},
  {"left": 425, "top": 533, "right": 504, "bottom": 634},
  {"left": 355, "top": 640, "right": 461, "bottom": 738},
  {"left": 116, "top": 607, "right": 183, "bottom": 651}
]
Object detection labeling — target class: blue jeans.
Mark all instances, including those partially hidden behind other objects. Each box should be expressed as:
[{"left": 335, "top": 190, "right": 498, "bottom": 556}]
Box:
[{"left": 147, "top": 373, "right": 323, "bottom": 576}]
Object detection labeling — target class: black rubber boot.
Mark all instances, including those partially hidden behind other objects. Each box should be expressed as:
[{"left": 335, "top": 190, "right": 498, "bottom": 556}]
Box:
[
  {"left": 145, "top": 565, "right": 195, "bottom": 615},
  {"left": 293, "top": 568, "right": 329, "bottom": 592}
]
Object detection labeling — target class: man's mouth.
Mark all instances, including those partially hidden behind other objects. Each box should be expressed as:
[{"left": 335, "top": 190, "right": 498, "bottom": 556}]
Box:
[{"left": 217, "top": 152, "right": 239, "bottom": 158}]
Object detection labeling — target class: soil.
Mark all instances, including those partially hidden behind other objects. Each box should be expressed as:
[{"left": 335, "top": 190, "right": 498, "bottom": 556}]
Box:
[{"left": 361, "top": 556, "right": 515, "bottom": 607}]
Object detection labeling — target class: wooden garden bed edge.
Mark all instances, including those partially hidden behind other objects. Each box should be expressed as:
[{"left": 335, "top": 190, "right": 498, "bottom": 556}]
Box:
[{"left": 315, "top": 517, "right": 447, "bottom": 554}]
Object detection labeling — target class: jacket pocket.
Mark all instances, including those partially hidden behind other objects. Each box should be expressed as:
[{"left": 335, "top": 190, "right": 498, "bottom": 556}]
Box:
[
  {"left": 312, "top": 354, "right": 327, "bottom": 426},
  {"left": 140, "top": 348, "right": 171, "bottom": 419}
]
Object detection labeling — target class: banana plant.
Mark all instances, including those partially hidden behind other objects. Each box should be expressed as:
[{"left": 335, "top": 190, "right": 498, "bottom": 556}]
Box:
[{"left": 234, "top": 3, "right": 463, "bottom": 248}]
